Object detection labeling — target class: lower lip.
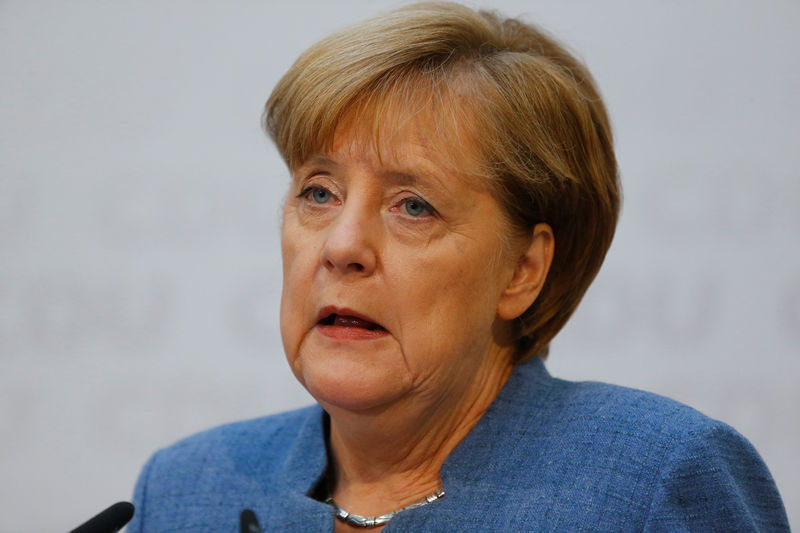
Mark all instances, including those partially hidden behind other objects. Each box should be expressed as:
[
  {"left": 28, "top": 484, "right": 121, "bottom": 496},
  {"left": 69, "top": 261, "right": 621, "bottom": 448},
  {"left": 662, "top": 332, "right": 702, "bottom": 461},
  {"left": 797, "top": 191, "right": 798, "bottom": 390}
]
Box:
[{"left": 316, "top": 324, "right": 390, "bottom": 341}]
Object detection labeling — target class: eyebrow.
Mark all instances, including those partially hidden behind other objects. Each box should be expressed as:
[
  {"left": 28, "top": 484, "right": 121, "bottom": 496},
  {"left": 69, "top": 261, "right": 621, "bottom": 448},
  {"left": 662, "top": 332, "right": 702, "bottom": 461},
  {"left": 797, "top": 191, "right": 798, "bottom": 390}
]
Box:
[
  {"left": 297, "top": 152, "right": 456, "bottom": 194},
  {"left": 300, "top": 154, "right": 340, "bottom": 169},
  {"left": 297, "top": 155, "right": 425, "bottom": 185},
  {"left": 379, "top": 170, "right": 421, "bottom": 186}
]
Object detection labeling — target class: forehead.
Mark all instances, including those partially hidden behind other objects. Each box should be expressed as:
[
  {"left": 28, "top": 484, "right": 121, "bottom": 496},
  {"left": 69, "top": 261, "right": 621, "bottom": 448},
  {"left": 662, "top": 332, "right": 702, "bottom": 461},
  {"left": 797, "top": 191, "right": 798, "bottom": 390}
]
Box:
[{"left": 310, "top": 87, "right": 486, "bottom": 187}]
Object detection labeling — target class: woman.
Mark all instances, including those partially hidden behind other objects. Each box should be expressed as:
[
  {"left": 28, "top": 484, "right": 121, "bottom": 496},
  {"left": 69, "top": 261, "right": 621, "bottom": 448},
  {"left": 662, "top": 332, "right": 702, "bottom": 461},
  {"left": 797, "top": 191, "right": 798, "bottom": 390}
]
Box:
[{"left": 128, "top": 2, "right": 788, "bottom": 531}]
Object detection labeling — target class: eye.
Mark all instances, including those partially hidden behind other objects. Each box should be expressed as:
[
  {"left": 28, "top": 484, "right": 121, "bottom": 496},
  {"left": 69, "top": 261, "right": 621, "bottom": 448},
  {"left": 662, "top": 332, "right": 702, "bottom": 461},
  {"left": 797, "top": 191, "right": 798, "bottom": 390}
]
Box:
[
  {"left": 401, "top": 197, "right": 433, "bottom": 217},
  {"left": 311, "top": 188, "right": 331, "bottom": 204},
  {"left": 298, "top": 186, "right": 333, "bottom": 204}
]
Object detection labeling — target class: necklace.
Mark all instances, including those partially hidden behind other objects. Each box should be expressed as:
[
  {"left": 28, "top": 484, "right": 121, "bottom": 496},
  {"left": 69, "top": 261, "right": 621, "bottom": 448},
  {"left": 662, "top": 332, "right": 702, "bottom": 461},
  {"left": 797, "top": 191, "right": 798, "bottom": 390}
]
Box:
[{"left": 325, "top": 488, "right": 445, "bottom": 528}]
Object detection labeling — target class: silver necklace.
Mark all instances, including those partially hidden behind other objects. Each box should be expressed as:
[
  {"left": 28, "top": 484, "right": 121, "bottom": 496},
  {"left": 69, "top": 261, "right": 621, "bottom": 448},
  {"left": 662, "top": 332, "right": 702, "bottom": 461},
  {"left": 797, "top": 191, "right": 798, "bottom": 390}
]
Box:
[{"left": 325, "top": 488, "right": 445, "bottom": 528}]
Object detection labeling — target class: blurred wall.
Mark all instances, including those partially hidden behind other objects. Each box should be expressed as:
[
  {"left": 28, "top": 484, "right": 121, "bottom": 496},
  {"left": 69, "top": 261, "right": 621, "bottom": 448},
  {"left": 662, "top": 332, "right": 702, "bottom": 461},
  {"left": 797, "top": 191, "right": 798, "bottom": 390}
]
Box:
[{"left": 1, "top": 1, "right": 797, "bottom": 530}]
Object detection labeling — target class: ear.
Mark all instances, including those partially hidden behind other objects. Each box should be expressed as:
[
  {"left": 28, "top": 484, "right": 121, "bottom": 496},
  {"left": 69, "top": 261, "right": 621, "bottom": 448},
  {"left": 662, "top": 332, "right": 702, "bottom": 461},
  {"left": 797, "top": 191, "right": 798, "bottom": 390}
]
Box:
[{"left": 497, "top": 223, "right": 554, "bottom": 321}]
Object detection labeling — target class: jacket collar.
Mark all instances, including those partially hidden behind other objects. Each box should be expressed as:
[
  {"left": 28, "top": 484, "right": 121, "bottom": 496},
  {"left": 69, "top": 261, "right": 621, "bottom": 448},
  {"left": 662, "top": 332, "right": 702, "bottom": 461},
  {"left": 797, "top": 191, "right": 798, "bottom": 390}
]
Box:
[{"left": 282, "top": 356, "right": 551, "bottom": 499}]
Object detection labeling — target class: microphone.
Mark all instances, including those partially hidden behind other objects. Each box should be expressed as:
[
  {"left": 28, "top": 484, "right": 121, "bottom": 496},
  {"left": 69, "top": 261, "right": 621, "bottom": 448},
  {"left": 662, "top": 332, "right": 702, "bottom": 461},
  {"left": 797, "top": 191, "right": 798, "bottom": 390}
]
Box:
[
  {"left": 69, "top": 501, "right": 135, "bottom": 533},
  {"left": 240, "top": 509, "right": 263, "bottom": 533}
]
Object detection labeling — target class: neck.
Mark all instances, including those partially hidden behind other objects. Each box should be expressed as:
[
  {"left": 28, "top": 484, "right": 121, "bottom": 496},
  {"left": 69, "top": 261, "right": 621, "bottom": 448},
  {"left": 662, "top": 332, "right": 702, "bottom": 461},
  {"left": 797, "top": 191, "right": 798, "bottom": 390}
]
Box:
[{"left": 322, "top": 345, "right": 514, "bottom": 517}]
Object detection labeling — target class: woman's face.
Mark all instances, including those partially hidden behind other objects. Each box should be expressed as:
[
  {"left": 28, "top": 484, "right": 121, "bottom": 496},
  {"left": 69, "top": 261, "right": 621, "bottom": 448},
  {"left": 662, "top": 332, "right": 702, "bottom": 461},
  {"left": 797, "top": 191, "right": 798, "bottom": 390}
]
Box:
[{"left": 280, "top": 118, "right": 522, "bottom": 414}]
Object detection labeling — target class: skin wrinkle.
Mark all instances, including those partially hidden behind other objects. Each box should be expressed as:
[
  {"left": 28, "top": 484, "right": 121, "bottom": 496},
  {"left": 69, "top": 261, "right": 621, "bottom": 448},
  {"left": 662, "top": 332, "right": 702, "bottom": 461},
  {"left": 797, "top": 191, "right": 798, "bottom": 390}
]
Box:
[
  {"left": 268, "top": 7, "right": 619, "bottom": 360},
  {"left": 259, "top": 8, "right": 623, "bottom": 531},
  {"left": 285, "top": 108, "right": 548, "bottom": 388},
  {"left": 279, "top": 109, "right": 551, "bottom": 526},
  {"left": 330, "top": 343, "right": 510, "bottom": 475},
  {"left": 345, "top": 75, "right": 486, "bottom": 193}
]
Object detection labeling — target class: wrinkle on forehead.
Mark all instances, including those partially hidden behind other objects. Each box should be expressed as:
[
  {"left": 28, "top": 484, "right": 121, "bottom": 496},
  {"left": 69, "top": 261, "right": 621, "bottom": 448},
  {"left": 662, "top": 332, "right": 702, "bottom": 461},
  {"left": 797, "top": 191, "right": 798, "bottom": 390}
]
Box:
[{"left": 318, "top": 79, "right": 488, "bottom": 192}]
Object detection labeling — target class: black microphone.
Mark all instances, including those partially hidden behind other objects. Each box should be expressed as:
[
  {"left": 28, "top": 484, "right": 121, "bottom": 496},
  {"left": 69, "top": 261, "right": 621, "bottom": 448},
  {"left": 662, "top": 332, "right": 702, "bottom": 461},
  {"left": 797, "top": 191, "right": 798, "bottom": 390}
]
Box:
[
  {"left": 69, "top": 501, "right": 135, "bottom": 533},
  {"left": 240, "top": 509, "right": 262, "bottom": 533}
]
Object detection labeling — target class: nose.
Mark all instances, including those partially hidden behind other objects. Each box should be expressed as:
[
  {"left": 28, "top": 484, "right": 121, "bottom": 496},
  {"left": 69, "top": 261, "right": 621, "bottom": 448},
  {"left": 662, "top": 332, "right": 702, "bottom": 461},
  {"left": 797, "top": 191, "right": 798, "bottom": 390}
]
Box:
[{"left": 320, "top": 201, "right": 378, "bottom": 276}]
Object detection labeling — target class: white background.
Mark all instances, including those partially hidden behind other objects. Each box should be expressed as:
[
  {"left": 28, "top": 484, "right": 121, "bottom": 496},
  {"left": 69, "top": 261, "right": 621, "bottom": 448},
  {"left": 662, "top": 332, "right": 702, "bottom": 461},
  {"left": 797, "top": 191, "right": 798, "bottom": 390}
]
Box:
[{"left": 1, "top": 1, "right": 797, "bottom": 530}]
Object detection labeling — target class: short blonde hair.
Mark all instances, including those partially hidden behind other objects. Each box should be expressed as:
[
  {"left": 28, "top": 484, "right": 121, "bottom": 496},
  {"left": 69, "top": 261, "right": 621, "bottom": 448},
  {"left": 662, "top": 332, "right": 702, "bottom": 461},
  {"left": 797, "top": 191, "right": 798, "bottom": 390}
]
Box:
[{"left": 264, "top": 1, "right": 620, "bottom": 361}]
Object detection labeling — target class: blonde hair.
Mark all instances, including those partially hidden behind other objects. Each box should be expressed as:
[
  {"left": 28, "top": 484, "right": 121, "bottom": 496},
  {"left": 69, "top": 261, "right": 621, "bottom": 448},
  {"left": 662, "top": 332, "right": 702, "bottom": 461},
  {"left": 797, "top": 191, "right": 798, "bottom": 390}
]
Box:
[{"left": 264, "top": 1, "right": 620, "bottom": 361}]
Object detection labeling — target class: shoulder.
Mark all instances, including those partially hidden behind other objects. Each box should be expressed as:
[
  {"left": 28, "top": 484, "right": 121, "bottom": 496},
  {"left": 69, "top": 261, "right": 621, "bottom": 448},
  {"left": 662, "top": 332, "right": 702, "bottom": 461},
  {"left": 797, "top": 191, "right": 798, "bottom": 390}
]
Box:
[
  {"left": 149, "top": 405, "right": 320, "bottom": 466},
  {"left": 496, "top": 359, "right": 724, "bottom": 449},
  {"left": 448, "top": 361, "right": 789, "bottom": 531},
  {"left": 490, "top": 370, "right": 735, "bottom": 478},
  {"left": 536, "top": 376, "right": 782, "bottom": 495},
  {"left": 142, "top": 405, "right": 322, "bottom": 487},
  {"left": 127, "top": 405, "right": 325, "bottom": 533},
  {"left": 544, "top": 374, "right": 718, "bottom": 438}
]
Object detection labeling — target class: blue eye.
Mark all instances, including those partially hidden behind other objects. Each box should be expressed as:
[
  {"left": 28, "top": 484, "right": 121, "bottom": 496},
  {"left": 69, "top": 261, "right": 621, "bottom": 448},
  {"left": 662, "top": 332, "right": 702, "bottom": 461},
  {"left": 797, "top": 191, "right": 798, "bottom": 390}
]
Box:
[
  {"left": 403, "top": 197, "right": 431, "bottom": 217},
  {"left": 311, "top": 188, "right": 330, "bottom": 204},
  {"left": 298, "top": 186, "right": 332, "bottom": 204}
]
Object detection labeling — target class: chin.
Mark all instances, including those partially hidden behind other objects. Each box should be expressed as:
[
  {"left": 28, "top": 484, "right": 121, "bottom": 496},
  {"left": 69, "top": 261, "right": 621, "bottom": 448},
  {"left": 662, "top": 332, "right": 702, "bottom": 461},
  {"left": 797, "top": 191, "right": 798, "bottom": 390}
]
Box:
[{"left": 297, "top": 357, "right": 411, "bottom": 413}]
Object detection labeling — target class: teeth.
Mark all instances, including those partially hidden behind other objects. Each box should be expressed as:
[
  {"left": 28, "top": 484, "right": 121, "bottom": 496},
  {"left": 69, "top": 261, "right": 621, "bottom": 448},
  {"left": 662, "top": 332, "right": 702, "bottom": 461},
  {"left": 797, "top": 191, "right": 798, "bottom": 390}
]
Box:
[
  {"left": 334, "top": 315, "right": 375, "bottom": 329},
  {"left": 319, "top": 313, "right": 386, "bottom": 331},
  {"left": 329, "top": 315, "right": 384, "bottom": 331}
]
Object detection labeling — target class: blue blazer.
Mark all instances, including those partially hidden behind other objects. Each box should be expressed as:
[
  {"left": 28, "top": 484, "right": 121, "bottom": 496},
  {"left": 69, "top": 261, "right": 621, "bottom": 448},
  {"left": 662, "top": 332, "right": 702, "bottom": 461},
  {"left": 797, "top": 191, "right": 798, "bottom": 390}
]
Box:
[{"left": 128, "top": 357, "right": 788, "bottom": 531}]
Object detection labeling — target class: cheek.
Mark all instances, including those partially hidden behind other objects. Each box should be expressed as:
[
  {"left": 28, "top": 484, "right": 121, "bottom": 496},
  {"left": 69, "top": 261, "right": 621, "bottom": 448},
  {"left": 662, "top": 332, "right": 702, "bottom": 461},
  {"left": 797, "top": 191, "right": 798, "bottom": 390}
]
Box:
[
  {"left": 279, "top": 222, "right": 317, "bottom": 357},
  {"left": 395, "top": 244, "right": 504, "bottom": 343},
  {"left": 280, "top": 216, "right": 318, "bottom": 288}
]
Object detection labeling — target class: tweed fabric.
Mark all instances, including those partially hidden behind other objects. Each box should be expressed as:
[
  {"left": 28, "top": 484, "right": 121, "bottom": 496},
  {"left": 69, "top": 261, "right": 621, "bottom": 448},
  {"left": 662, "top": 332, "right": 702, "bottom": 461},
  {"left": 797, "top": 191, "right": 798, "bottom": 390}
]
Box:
[{"left": 128, "top": 358, "right": 789, "bottom": 532}]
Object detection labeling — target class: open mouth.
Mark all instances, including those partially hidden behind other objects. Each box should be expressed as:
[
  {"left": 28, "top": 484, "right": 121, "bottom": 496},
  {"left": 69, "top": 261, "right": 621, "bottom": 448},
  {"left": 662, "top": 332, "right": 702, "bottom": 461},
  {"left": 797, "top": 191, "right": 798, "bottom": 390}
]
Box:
[{"left": 318, "top": 313, "right": 387, "bottom": 332}]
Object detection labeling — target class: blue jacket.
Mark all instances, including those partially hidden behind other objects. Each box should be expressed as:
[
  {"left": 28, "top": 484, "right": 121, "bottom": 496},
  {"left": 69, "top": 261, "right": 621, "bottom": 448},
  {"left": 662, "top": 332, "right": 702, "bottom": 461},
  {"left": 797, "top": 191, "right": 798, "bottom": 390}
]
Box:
[{"left": 128, "top": 357, "right": 789, "bottom": 531}]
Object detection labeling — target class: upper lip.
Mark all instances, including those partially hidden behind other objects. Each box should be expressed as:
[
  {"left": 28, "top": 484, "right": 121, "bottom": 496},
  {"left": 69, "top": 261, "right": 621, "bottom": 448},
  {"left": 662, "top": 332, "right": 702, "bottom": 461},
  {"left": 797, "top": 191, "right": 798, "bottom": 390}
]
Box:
[{"left": 316, "top": 306, "right": 386, "bottom": 330}]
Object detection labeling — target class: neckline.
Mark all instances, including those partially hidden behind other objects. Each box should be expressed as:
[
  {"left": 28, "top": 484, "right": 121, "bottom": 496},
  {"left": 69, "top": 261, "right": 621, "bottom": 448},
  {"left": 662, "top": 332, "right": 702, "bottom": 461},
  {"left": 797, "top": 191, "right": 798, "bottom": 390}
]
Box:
[{"left": 287, "top": 357, "right": 551, "bottom": 499}]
